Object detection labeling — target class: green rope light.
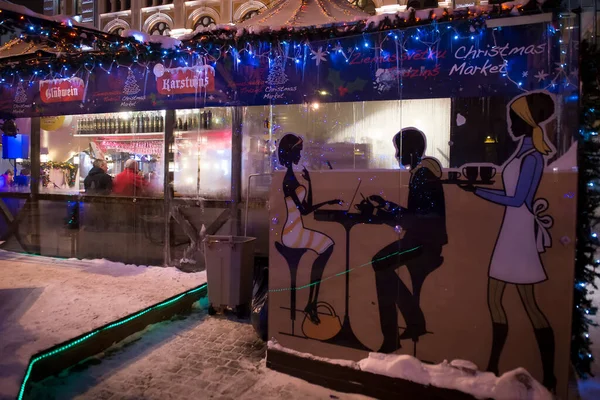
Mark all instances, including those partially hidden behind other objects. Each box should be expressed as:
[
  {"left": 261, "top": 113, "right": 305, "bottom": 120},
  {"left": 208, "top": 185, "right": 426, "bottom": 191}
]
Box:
[
  {"left": 17, "top": 283, "right": 208, "bottom": 400},
  {"left": 269, "top": 246, "right": 422, "bottom": 293},
  {"left": 17, "top": 246, "right": 420, "bottom": 398}
]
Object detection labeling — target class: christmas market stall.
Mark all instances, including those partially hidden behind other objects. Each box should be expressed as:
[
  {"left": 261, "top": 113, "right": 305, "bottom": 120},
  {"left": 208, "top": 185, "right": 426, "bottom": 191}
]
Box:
[{"left": 0, "top": 0, "right": 589, "bottom": 398}]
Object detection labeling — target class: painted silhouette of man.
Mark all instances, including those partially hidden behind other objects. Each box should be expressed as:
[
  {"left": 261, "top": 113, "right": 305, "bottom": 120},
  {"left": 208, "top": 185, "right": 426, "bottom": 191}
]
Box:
[{"left": 369, "top": 128, "right": 447, "bottom": 353}]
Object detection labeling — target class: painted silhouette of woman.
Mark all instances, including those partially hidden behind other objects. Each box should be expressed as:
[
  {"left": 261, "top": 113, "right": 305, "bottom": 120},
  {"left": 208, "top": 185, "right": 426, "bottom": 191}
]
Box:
[
  {"left": 278, "top": 133, "right": 341, "bottom": 324},
  {"left": 459, "top": 91, "right": 556, "bottom": 391}
]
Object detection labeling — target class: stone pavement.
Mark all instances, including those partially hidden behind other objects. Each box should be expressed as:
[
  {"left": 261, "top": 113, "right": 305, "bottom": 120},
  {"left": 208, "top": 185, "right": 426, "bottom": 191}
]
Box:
[{"left": 29, "top": 299, "right": 371, "bottom": 400}]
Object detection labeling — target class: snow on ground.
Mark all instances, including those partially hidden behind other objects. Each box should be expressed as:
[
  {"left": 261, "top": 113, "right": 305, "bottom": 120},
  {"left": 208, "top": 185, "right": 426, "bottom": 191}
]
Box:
[
  {"left": 269, "top": 340, "right": 552, "bottom": 400},
  {"left": 578, "top": 276, "right": 600, "bottom": 400},
  {"left": 0, "top": 249, "right": 205, "bottom": 399},
  {"left": 32, "top": 307, "right": 372, "bottom": 400}
]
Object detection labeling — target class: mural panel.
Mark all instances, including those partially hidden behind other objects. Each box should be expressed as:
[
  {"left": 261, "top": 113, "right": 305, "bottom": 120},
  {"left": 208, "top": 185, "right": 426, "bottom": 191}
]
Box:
[{"left": 268, "top": 91, "right": 577, "bottom": 398}]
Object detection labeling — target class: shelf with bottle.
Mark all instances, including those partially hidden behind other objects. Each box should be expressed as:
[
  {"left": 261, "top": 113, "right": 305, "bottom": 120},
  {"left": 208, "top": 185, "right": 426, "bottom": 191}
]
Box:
[
  {"left": 175, "top": 109, "right": 230, "bottom": 132},
  {"left": 74, "top": 111, "right": 165, "bottom": 137}
]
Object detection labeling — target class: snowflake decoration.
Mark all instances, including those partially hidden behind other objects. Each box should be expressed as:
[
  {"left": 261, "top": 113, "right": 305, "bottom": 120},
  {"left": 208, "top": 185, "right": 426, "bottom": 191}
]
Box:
[
  {"left": 522, "top": 71, "right": 528, "bottom": 78},
  {"left": 347, "top": 47, "right": 353, "bottom": 54},
  {"left": 311, "top": 47, "right": 328, "bottom": 66},
  {"left": 534, "top": 70, "right": 549, "bottom": 82},
  {"left": 570, "top": 68, "right": 579, "bottom": 77},
  {"left": 333, "top": 43, "right": 344, "bottom": 55},
  {"left": 208, "top": 95, "right": 215, "bottom": 100},
  {"left": 79, "top": 103, "right": 84, "bottom": 108}
]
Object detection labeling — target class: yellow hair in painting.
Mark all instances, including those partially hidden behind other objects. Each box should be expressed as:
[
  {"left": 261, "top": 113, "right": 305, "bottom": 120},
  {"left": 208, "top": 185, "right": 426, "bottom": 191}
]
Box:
[{"left": 510, "top": 96, "right": 553, "bottom": 155}]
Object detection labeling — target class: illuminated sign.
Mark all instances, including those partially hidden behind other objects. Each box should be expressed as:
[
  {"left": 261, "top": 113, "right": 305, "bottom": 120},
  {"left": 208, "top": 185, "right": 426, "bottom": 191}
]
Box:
[
  {"left": 39, "top": 78, "right": 85, "bottom": 103},
  {"left": 154, "top": 64, "right": 216, "bottom": 95}
]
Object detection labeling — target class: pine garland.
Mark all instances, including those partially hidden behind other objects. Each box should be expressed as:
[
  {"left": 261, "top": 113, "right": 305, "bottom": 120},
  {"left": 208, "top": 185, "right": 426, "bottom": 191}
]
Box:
[
  {"left": 573, "top": 40, "right": 600, "bottom": 378},
  {"left": 20, "top": 160, "right": 78, "bottom": 188}
]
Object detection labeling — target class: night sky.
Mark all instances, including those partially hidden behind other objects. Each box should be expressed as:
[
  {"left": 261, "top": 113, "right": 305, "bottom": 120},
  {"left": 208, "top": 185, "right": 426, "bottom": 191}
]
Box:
[{"left": 7, "top": 0, "right": 44, "bottom": 14}]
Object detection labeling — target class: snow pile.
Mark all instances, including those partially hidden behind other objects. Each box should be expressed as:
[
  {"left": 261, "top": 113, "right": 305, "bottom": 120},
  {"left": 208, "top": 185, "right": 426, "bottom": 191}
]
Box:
[
  {"left": 268, "top": 340, "right": 358, "bottom": 368},
  {"left": 268, "top": 340, "right": 552, "bottom": 400},
  {"left": 121, "top": 29, "right": 182, "bottom": 50},
  {"left": 358, "top": 352, "right": 551, "bottom": 400}
]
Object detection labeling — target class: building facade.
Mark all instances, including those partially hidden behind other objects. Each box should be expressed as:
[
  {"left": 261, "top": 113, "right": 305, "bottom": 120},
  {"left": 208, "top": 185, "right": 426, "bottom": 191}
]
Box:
[{"left": 42, "top": 0, "right": 431, "bottom": 37}]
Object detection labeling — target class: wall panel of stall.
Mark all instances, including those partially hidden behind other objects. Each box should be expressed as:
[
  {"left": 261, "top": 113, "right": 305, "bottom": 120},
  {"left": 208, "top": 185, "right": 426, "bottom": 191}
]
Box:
[{"left": 268, "top": 89, "right": 578, "bottom": 397}]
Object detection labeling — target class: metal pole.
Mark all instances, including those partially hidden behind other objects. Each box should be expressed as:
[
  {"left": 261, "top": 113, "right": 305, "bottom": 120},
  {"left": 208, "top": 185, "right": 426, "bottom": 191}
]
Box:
[
  {"left": 30, "top": 116, "right": 41, "bottom": 255},
  {"left": 231, "top": 107, "right": 243, "bottom": 236},
  {"left": 163, "top": 109, "right": 175, "bottom": 266}
]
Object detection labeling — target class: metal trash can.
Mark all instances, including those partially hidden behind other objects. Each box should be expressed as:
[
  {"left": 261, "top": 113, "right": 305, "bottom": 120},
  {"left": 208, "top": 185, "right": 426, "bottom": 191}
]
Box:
[{"left": 203, "top": 235, "right": 256, "bottom": 317}]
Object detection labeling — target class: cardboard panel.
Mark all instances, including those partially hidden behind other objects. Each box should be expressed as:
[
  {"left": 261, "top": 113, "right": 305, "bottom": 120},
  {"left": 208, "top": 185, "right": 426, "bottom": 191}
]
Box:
[{"left": 268, "top": 92, "right": 577, "bottom": 398}]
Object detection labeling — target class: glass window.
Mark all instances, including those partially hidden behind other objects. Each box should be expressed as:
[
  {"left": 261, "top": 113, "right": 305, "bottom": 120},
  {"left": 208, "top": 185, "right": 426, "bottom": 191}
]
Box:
[
  {"left": 173, "top": 108, "right": 232, "bottom": 200},
  {"left": 240, "top": 99, "right": 451, "bottom": 198},
  {"left": 0, "top": 118, "right": 32, "bottom": 193},
  {"left": 194, "top": 16, "right": 216, "bottom": 30},
  {"left": 110, "top": 27, "right": 125, "bottom": 36},
  {"left": 149, "top": 22, "right": 171, "bottom": 36},
  {"left": 42, "top": 111, "right": 165, "bottom": 197},
  {"left": 240, "top": 10, "right": 260, "bottom": 22}
]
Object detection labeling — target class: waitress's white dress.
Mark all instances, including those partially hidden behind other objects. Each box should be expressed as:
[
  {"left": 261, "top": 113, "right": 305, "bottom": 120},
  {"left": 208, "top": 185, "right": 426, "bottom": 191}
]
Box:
[{"left": 488, "top": 148, "right": 552, "bottom": 284}]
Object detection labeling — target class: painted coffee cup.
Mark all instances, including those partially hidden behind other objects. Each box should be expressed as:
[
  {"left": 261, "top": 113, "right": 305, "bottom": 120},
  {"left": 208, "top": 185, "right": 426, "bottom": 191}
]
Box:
[
  {"left": 480, "top": 166, "right": 496, "bottom": 182},
  {"left": 448, "top": 171, "right": 461, "bottom": 181},
  {"left": 462, "top": 166, "right": 479, "bottom": 182}
]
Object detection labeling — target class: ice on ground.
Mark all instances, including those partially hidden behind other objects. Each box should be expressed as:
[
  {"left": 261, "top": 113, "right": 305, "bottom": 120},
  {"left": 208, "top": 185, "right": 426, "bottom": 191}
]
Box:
[{"left": 269, "top": 340, "right": 552, "bottom": 400}]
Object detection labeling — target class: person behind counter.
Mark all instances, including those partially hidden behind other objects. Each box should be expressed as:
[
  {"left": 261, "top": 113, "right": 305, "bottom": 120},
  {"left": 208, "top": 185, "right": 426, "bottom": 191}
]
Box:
[
  {"left": 113, "top": 159, "right": 147, "bottom": 197},
  {"left": 1, "top": 169, "right": 14, "bottom": 188},
  {"left": 84, "top": 159, "right": 112, "bottom": 195}
]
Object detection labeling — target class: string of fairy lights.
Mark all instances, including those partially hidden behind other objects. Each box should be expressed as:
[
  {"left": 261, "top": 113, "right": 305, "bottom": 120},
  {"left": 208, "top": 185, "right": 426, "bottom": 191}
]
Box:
[{"left": 0, "top": 2, "right": 555, "bottom": 82}]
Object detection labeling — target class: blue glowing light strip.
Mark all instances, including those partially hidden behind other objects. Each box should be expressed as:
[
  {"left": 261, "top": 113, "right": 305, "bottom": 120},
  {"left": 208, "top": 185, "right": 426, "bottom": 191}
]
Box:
[{"left": 17, "top": 283, "right": 208, "bottom": 400}]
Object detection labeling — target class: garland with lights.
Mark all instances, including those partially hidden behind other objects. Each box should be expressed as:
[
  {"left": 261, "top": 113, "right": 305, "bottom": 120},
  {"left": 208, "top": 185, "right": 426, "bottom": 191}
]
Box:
[
  {"left": 573, "top": 39, "right": 600, "bottom": 378},
  {"left": 20, "top": 160, "right": 78, "bottom": 187},
  {"left": 0, "top": 1, "right": 560, "bottom": 79}
]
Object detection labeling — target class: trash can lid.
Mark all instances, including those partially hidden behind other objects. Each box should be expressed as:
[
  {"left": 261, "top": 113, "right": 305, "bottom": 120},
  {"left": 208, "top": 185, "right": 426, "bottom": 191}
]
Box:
[{"left": 204, "top": 235, "right": 257, "bottom": 244}]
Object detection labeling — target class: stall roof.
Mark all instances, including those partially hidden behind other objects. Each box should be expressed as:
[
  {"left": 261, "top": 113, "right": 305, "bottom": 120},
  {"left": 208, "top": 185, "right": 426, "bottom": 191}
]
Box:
[
  {"left": 0, "top": 0, "right": 118, "bottom": 62},
  {"left": 236, "top": 0, "right": 371, "bottom": 30}
]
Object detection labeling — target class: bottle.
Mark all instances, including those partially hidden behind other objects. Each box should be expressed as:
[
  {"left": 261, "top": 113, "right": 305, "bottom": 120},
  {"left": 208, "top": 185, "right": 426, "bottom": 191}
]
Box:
[
  {"left": 177, "top": 117, "right": 182, "bottom": 131},
  {"left": 183, "top": 114, "right": 188, "bottom": 131},
  {"left": 126, "top": 117, "right": 132, "bottom": 133},
  {"left": 200, "top": 111, "right": 206, "bottom": 129},
  {"left": 206, "top": 110, "right": 212, "bottom": 130},
  {"left": 150, "top": 113, "right": 156, "bottom": 133},
  {"left": 134, "top": 115, "right": 140, "bottom": 133},
  {"left": 158, "top": 113, "right": 164, "bottom": 132}
]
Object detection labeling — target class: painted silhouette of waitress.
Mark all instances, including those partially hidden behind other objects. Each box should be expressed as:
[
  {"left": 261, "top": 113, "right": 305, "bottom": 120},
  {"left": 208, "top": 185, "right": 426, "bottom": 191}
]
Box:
[
  {"left": 278, "top": 133, "right": 341, "bottom": 324},
  {"left": 458, "top": 91, "right": 556, "bottom": 392}
]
